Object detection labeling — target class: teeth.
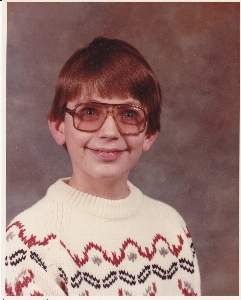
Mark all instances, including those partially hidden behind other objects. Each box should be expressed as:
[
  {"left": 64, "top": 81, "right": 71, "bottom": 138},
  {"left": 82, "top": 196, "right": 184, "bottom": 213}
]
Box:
[
  {"left": 100, "top": 151, "right": 114, "bottom": 155},
  {"left": 99, "top": 150, "right": 116, "bottom": 153}
]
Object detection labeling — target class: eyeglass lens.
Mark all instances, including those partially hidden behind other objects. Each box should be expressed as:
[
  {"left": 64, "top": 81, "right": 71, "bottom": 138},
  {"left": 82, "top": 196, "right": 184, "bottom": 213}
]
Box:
[{"left": 72, "top": 103, "right": 146, "bottom": 134}]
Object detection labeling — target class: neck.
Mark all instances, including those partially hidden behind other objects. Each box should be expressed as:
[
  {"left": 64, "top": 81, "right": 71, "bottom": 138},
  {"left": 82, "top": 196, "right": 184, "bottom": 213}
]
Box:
[{"left": 68, "top": 173, "right": 130, "bottom": 200}]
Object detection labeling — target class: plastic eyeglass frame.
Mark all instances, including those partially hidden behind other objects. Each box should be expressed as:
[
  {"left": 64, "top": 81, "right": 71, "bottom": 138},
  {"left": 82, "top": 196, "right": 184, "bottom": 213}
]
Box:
[{"left": 64, "top": 101, "right": 147, "bottom": 135}]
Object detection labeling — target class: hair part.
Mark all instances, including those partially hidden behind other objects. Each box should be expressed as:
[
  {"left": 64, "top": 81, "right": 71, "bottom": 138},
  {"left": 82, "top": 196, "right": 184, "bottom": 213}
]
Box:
[{"left": 48, "top": 37, "right": 162, "bottom": 135}]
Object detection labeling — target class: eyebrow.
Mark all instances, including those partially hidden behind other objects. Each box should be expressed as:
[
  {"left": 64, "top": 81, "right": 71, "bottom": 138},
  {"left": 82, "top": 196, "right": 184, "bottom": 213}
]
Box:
[{"left": 82, "top": 99, "right": 142, "bottom": 106}]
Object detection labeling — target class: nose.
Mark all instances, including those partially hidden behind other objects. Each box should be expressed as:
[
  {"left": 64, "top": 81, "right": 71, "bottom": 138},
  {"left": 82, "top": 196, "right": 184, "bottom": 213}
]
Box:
[{"left": 97, "top": 114, "right": 121, "bottom": 139}]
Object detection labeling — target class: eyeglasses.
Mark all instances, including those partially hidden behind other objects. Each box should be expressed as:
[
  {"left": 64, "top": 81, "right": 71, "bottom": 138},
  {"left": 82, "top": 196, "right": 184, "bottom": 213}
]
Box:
[{"left": 64, "top": 101, "right": 147, "bottom": 135}]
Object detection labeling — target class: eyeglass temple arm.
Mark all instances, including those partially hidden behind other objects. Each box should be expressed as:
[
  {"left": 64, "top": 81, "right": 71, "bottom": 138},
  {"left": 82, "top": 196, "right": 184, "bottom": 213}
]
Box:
[{"left": 64, "top": 107, "right": 75, "bottom": 116}]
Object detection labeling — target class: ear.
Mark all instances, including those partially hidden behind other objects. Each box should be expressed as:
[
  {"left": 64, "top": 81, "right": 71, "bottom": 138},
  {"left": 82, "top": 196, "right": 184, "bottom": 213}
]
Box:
[
  {"left": 48, "top": 119, "right": 66, "bottom": 145},
  {"left": 142, "top": 131, "right": 159, "bottom": 152}
]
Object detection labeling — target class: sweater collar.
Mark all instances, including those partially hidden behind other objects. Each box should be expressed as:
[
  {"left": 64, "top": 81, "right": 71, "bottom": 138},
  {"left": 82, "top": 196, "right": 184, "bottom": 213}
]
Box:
[{"left": 46, "top": 178, "right": 143, "bottom": 220}]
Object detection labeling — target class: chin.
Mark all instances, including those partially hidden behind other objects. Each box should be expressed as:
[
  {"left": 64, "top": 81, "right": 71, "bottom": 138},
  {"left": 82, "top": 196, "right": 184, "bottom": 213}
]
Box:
[{"left": 92, "top": 167, "right": 129, "bottom": 181}]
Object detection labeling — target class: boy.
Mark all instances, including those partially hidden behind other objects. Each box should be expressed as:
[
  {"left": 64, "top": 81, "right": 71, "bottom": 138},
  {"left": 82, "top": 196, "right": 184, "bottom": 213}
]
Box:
[{"left": 5, "top": 37, "right": 201, "bottom": 296}]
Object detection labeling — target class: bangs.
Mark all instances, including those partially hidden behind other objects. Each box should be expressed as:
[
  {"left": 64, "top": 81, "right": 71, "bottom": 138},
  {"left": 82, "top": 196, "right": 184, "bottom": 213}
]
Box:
[{"left": 63, "top": 50, "right": 158, "bottom": 107}]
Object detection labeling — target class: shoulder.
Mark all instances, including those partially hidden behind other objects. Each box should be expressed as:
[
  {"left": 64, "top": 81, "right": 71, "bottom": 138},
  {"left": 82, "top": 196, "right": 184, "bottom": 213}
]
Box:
[
  {"left": 128, "top": 181, "right": 186, "bottom": 223},
  {"left": 137, "top": 191, "right": 190, "bottom": 241},
  {"left": 6, "top": 178, "right": 67, "bottom": 236},
  {"left": 144, "top": 194, "right": 185, "bottom": 224}
]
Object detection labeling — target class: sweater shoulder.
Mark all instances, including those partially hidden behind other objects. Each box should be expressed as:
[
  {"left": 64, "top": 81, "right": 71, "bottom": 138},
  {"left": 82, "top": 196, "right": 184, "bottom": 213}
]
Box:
[
  {"left": 6, "top": 183, "right": 61, "bottom": 238},
  {"left": 8, "top": 197, "right": 48, "bottom": 224},
  {"left": 7, "top": 178, "right": 68, "bottom": 228},
  {"left": 142, "top": 194, "right": 186, "bottom": 226}
]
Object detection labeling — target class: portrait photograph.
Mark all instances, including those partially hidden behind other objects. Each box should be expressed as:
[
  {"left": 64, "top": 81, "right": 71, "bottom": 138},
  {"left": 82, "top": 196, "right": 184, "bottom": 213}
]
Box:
[{"left": 5, "top": 1, "right": 239, "bottom": 297}]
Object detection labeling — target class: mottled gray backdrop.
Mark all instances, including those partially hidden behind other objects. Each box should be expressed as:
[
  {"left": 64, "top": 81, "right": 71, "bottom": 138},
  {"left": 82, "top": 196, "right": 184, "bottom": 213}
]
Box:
[{"left": 6, "top": 2, "right": 239, "bottom": 296}]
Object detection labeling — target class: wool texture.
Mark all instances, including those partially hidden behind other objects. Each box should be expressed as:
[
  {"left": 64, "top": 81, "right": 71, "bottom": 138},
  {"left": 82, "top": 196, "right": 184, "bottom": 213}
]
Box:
[{"left": 5, "top": 178, "right": 201, "bottom": 296}]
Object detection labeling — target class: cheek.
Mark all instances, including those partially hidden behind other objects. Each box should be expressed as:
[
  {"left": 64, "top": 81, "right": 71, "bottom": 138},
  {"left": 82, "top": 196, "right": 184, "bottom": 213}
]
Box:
[
  {"left": 125, "top": 135, "right": 146, "bottom": 153},
  {"left": 64, "top": 127, "right": 89, "bottom": 153}
]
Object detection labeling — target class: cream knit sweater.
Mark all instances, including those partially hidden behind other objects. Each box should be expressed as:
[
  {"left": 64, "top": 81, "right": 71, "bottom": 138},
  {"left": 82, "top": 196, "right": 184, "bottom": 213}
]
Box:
[{"left": 6, "top": 178, "right": 201, "bottom": 296}]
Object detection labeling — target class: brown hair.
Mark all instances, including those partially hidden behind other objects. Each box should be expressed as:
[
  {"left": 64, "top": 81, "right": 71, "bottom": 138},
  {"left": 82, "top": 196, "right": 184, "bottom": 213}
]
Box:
[{"left": 48, "top": 37, "right": 162, "bottom": 134}]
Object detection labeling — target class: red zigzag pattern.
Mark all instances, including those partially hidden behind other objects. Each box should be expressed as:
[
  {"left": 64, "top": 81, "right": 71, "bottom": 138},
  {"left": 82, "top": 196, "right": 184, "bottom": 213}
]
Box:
[
  {"left": 7, "top": 221, "right": 191, "bottom": 268},
  {"left": 7, "top": 221, "right": 57, "bottom": 249},
  {"left": 60, "top": 233, "right": 184, "bottom": 268}
]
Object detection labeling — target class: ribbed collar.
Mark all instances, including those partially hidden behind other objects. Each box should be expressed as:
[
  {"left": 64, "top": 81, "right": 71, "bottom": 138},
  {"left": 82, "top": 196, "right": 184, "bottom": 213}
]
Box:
[{"left": 46, "top": 178, "right": 144, "bottom": 220}]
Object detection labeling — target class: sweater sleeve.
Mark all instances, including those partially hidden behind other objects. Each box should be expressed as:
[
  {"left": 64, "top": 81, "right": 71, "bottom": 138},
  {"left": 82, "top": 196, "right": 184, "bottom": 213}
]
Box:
[
  {"left": 178, "top": 221, "right": 201, "bottom": 296},
  {"left": 147, "top": 197, "right": 201, "bottom": 296},
  {"left": 5, "top": 220, "right": 65, "bottom": 296}
]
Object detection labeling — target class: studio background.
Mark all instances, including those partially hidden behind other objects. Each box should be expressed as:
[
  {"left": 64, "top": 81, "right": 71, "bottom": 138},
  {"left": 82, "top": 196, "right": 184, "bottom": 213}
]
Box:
[{"left": 6, "top": 2, "right": 239, "bottom": 296}]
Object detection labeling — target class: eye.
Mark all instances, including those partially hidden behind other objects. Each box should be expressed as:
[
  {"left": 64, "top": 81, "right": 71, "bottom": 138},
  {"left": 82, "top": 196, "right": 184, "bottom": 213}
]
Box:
[
  {"left": 75, "top": 105, "right": 100, "bottom": 119},
  {"left": 116, "top": 106, "right": 145, "bottom": 127},
  {"left": 118, "top": 108, "right": 142, "bottom": 125},
  {"left": 122, "top": 110, "right": 138, "bottom": 119},
  {"left": 82, "top": 107, "right": 98, "bottom": 116}
]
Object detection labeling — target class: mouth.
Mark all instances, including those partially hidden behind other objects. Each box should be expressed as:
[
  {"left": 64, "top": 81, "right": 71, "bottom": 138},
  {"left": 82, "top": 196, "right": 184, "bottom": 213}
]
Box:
[{"left": 87, "top": 147, "right": 126, "bottom": 161}]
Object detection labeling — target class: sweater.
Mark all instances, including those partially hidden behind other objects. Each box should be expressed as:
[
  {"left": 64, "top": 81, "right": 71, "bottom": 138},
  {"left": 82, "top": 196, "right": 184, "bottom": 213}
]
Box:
[{"left": 5, "top": 178, "right": 201, "bottom": 296}]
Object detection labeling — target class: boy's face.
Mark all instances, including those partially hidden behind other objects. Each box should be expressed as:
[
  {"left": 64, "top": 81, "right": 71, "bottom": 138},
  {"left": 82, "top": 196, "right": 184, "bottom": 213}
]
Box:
[{"left": 49, "top": 94, "right": 158, "bottom": 190}]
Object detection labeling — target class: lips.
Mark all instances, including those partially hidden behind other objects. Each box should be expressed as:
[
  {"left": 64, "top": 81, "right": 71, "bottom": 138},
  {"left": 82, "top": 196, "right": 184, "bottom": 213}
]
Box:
[{"left": 87, "top": 147, "right": 126, "bottom": 161}]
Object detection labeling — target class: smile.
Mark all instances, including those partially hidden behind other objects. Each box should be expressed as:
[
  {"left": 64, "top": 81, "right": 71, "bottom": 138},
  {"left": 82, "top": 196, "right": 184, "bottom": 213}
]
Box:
[{"left": 87, "top": 148, "right": 126, "bottom": 161}]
